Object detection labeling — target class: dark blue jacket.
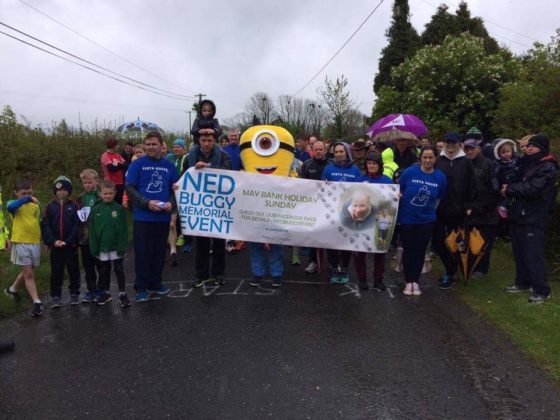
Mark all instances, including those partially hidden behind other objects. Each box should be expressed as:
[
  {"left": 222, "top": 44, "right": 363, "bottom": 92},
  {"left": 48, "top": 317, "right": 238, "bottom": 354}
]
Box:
[{"left": 41, "top": 199, "right": 80, "bottom": 247}]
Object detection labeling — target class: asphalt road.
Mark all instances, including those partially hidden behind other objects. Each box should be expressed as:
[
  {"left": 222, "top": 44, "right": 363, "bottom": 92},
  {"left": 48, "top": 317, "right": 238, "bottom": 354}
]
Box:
[{"left": 1, "top": 248, "right": 559, "bottom": 419}]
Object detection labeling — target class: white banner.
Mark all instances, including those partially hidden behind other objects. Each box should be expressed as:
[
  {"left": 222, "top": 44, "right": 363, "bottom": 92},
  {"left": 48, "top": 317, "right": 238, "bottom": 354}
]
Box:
[{"left": 175, "top": 168, "right": 400, "bottom": 253}]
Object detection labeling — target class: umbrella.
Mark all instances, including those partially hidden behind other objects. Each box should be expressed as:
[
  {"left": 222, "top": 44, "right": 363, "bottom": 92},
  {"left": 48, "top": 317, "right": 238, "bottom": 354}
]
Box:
[
  {"left": 445, "top": 226, "right": 488, "bottom": 284},
  {"left": 368, "top": 113, "right": 428, "bottom": 138},
  {"left": 115, "top": 117, "right": 165, "bottom": 139},
  {"left": 372, "top": 128, "right": 417, "bottom": 145}
]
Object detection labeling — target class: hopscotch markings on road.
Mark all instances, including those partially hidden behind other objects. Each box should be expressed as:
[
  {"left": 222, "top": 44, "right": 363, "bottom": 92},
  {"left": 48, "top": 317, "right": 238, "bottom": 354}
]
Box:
[
  {"left": 340, "top": 283, "right": 361, "bottom": 299},
  {"left": 169, "top": 282, "right": 194, "bottom": 298},
  {"left": 217, "top": 279, "right": 249, "bottom": 296},
  {"left": 202, "top": 283, "right": 221, "bottom": 297},
  {"left": 387, "top": 287, "right": 395, "bottom": 298}
]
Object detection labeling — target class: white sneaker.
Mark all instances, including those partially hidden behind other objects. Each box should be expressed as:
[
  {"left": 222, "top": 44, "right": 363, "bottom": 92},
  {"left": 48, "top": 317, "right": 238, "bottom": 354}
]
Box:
[
  {"left": 305, "top": 261, "right": 318, "bottom": 274},
  {"left": 403, "top": 283, "right": 413, "bottom": 296},
  {"left": 412, "top": 282, "right": 422, "bottom": 296}
]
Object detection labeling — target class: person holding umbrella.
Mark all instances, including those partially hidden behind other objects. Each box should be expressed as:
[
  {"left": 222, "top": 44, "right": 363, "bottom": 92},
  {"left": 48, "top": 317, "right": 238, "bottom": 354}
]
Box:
[
  {"left": 398, "top": 147, "right": 447, "bottom": 295},
  {"left": 433, "top": 133, "right": 476, "bottom": 289}
]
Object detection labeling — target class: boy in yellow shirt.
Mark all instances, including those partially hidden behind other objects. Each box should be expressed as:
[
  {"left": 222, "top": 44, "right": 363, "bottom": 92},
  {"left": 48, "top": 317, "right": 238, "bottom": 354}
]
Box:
[{"left": 4, "top": 179, "right": 43, "bottom": 317}]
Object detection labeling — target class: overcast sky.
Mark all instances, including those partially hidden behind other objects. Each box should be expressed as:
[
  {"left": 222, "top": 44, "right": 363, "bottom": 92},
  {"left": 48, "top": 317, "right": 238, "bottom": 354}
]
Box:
[{"left": 1, "top": 0, "right": 558, "bottom": 133}]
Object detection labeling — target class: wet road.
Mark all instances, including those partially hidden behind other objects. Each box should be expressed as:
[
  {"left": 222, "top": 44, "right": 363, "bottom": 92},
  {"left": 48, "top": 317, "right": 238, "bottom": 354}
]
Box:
[{"left": 1, "top": 249, "right": 559, "bottom": 419}]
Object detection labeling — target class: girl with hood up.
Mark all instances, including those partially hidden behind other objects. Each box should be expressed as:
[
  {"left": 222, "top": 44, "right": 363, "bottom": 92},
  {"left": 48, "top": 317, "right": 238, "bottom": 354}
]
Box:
[
  {"left": 321, "top": 142, "right": 362, "bottom": 284},
  {"left": 353, "top": 153, "right": 393, "bottom": 290}
]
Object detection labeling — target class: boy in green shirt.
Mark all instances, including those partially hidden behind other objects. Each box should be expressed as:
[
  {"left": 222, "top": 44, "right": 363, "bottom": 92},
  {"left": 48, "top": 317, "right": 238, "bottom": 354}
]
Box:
[
  {"left": 4, "top": 179, "right": 44, "bottom": 317},
  {"left": 88, "top": 180, "right": 130, "bottom": 307}
]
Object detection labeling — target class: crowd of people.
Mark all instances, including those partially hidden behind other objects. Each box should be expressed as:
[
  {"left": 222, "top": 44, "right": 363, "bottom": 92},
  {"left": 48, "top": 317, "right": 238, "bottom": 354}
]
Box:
[{"left": 2, "top": 101, "right": 558, "bottom": 317}]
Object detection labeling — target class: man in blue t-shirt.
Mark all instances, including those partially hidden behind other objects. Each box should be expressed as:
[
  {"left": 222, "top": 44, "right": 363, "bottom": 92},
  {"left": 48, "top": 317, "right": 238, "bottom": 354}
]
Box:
[{"left": 125, "top": 131, "right": 179, "bottom": 302}]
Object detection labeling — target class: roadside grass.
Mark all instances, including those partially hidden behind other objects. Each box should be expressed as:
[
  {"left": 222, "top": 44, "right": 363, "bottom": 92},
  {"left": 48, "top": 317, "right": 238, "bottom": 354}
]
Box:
[{"left": 449, "top": 239, "right": 560, "bottom": 383}]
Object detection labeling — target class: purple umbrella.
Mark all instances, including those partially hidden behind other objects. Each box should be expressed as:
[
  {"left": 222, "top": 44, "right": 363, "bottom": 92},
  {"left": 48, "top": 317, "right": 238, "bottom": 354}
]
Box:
[{"left": 368, "top": 114, "right": 428, "bottom": 138}]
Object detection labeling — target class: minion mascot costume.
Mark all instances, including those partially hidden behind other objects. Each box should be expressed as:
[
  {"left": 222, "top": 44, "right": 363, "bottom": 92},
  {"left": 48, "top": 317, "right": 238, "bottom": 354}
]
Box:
[{"left": 239, "top": 125, "right": 296, "bottom": 287}]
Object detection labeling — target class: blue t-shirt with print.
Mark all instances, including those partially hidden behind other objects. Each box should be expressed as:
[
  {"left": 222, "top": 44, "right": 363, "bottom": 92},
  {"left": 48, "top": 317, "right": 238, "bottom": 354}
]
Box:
[
  {"left": 321, "top": 163, "right": 362, "bottom": 182},
  {"left": 398, "top": 164, "right": 447, "bottom": 224},
  {"left": 126, "top": 155, "right": 179, "bottom": 222}
]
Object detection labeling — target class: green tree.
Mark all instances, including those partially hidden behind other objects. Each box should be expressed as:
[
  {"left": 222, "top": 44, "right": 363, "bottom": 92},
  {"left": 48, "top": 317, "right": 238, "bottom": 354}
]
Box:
[
  {"left": 373, "top": 33, "right": 520, "bottom": 139},
  {"left": 493, "top": 29, "right": 560, "bottom": 142},
  {"left": 318, "top": 75, "right": 362, "bottom": 138},
  {"left": 421, "top": 1, "right": 499, "bottom": 54},
  {"left": 373, "top": 0, "right": 420, "bottom": 94}
]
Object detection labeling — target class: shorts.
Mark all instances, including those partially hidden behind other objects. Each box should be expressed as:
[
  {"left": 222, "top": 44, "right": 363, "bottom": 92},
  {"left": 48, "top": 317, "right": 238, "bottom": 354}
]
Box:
[
  {"left": 10, "top": 243, "right": 41, "bottom": 267},
  {"left": 97, "top": 251, "right": 123, "bottom": 261}
]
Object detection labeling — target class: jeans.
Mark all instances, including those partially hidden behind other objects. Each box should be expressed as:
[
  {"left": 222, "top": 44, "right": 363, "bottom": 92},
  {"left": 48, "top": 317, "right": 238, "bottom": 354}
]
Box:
[
  {"left": 401, "top": 223, "right": 435, "bottom": 283},
  {"left": 249, "top": 243, "right": 284, "bottom": 277},
  {"left": 50, "top": 247, "right": 81, "bottom": 297},
  {"left": 510, "top": 224, "right": 550, "bottom": 296},
  {"left": 133, "top": 221, "right": 169, "bottom": 292}
]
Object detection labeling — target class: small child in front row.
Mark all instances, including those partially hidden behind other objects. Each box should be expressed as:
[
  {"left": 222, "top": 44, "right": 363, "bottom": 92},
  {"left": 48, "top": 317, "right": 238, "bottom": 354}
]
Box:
[
  {"left": 42, "top": 176, "right": 81, "bottom": 308},
  {"left": 77, "top": 169, "right": 102, "bottom": 302},
  {"left": 4, "top": 179, "right": 44, "bottom": 317},
  {"left": 88, "top": 180, "right": 130, "bottom": 307},
  {"left": 491, "top": 138, "right": 520, "bottom": 219}
]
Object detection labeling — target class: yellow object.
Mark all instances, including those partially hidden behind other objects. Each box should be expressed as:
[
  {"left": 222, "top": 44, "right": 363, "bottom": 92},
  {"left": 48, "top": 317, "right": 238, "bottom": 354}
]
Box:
[
  {"left": 9, "top": 199, "right": 41, "bottom": 244},
  {"left": 240, "top": 125, "right": 295, "bottom": 177},
  {"left": 468, "top": 227, "right": 485, "bottom": 255},
  {"left": 0, "top": 189, "right": 9, "bottom": 250},
  {"left": 445, "top": 228, "right": 459, "bottom": 253}
]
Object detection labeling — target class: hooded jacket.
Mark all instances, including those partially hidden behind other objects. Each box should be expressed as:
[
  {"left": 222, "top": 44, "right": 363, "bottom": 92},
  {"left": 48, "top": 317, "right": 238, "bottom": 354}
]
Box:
[
  {"left": 466, "top": 153, "right": 499, "bottom": 226},
  {"left": 361, "top": 152, "right": 393, "bottom": 184},
  {"left": 191, "top": 99, "right": 223, "bottom": 144},
  {"left": 506, "top": 153, "right": 558, "bottom": 227},
  {"left": 491, "top": 138, "right": 520, "bottom": 192},
  {"left": 41, "top": 198, "right": 80, "bottom": 247},
  {"left": 435, "top": 146, "right": 476, "bottom": 224},
  {"left": 321, "top": 142, "right": 362, "bottom": 182},
  {"left": 381, "top": 148, "right": 400, "bottom": 181}
]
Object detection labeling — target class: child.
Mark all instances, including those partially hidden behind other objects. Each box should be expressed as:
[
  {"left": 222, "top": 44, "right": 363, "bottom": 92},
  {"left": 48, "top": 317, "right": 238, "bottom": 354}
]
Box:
[
  {"left": 41, "top": 176, "right": 81, "bottom": 307},
  {"left": 132, "top": 144, "right": 146, "bottom": 161},
  {"left": 4, "top": 180, "right": 44, "bottom": 316},
  {"left": 77, "top": 169, "right": 102, "bottom": 302},
  {"left": 190, "top": 99, "right": 222, "bottom": 154},
  {"left": 88, "top": 180, "right": 130, "bottom": 307},
  {"left": 491, "top": 138, "right": 520, "bottom": 218}
]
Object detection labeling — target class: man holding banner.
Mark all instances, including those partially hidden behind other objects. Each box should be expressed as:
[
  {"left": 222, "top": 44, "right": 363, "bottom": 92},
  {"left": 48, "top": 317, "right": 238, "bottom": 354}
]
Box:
[{"left": 183, "top": 129, "right": 231, "bottom": 287}]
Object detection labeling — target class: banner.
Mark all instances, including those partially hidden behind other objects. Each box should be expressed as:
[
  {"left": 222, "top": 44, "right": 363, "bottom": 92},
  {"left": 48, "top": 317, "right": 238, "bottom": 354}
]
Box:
[{"left": 175, "top": 168, "right": 400, "bottom": 253}]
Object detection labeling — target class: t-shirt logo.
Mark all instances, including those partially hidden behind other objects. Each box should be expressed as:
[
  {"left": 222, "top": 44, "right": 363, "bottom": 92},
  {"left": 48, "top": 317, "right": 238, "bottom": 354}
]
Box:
[
  {"left": 146, "top": 171, "right": 163, "bottom": 193},
  {"left": 111, "top": 211, "right": 118, "bottom": 218},
  {"left": 410, "top": 185, "right": 431, "bottom": 207}
]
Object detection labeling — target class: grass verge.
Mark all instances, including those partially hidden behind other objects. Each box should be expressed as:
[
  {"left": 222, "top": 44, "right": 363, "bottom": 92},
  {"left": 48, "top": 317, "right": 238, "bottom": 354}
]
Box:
[{"left": 452, "top": 239, "right": 560, "bottom": 383}]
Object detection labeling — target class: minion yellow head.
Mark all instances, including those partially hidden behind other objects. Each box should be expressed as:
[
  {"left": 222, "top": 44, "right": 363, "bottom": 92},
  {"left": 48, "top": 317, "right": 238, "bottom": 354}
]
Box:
[{"left": 240, "top": 125, "right": 295, "bottom": 176}]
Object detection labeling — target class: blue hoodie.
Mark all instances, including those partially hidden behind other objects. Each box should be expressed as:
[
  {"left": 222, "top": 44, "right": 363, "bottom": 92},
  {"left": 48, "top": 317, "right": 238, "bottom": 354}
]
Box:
[{"left": 321, "top": 142, "right": 362, "bottom": 182}]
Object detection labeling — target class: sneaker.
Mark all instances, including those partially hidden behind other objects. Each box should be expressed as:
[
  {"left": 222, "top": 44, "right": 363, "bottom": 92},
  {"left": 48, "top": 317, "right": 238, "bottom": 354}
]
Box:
[
  {"left": 170, "top": 252, "right": 178, "bottom": 267},
  {"left": 528, "top": 293, "right": 551, "bottom": 304},
  {"left": 373, "top": 281, "right": 386, "bottom": 292},
  {"left": 412, "top": 282, "right": 422, "bottom": 296},
  {"left": 70, "top": 294, "right": 80, "bottom": 306},
  {"left": 96, "top": 293, "right": 113, "bottom": 306},
  {"left": 497, "top": 206, "right": 509, "bottom": 219},
  {"left": 4, "top": 287, "right": 21, "bottom": 301},
  {"left": 403, "top": 283, "right": 413, "bottom": 296},
  {"left": 51, "top": 296, "right": 62, "bottom": 309},
  {"left": 439, "top": 275, "right": 455, "bottom": 290},
  {"left": 292, "top": 254, "right": 301, "bottom": 265},
  {"left": 135, "top": 291, "right": 148, "bottom": 303},
  {"left": 213, "top": 276, "right": 225, "bottom": 286},
  {"left": 147, "top": 286, "right": 171, "bottom": 295},
  {"left": 305, "top": 261, "right": 318, "bottom": 274},
  {"left": 181, "top": 244, "right": 193, "bottom": 253},
  {"left": 176, "top": 235, "right": 185, "bottom": 247},
  {"left": 94, "top": 290, "right": 104, "bottom": 302},
  {"left": 249, "top": 276, "right": 263, "bottom": 287},
  {"left": 505, "top": 284, "right": 532, "bottom": 293},
  {"left": 339, "top": 273, "right": 350, "bottom": 284},
  {"left": 82, "top": 291, "right": 96, "bottom": 303},
  {"left": 119, "top": 293, "right": 131, "bottom": 308},
  {"left": 193, "top": 279, "right": 211, "bottom": 288},
  {"left": 358, "top": 280, "right": 369, "bottom": 290},
  {"left": 31, "top": 302, "right": 44, "bottom": 317},
  {"left": 271, "top": 277, "right": 283, "bottom": 288}
]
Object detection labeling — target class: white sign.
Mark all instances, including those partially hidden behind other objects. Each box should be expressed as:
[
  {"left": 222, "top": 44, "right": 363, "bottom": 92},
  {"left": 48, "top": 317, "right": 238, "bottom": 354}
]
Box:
[{"left": 175, "top": 168, "right": 400, "bottom": 253}]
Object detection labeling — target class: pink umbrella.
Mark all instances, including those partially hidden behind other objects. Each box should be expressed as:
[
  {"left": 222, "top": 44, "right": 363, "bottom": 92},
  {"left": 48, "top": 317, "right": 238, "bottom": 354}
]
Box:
[{"left": 368, "top": 114, "right": 428, "bottom": 138}]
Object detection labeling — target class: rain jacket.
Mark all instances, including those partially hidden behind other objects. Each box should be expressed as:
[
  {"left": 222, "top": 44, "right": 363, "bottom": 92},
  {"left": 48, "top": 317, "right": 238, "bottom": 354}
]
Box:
[
  {"left": 506, "top": 153, "right": 558, "bottom": 227},
  {"left": 435, "top": 147, "right": 476, "bottom": 225},
  {"left": 381, "top": 148, "right": 399, "bottom": 181},
  {"left": 491, "top": 138, "right": 520, "bottom": 192},
  {"left": 300, "top": 156, "right": 332, "bottom": 180},
  {"left": 41, "top": 198, "right": 80, "bottom": 247},
  {"left": 88, "top": 200, "right": 128, "bottom": 257},
  {"left": 191, "top": 99, "right": 222, "bottom": 145},
  {"left": 466, "top": 153, "right": 499, "bottom": 227}
]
